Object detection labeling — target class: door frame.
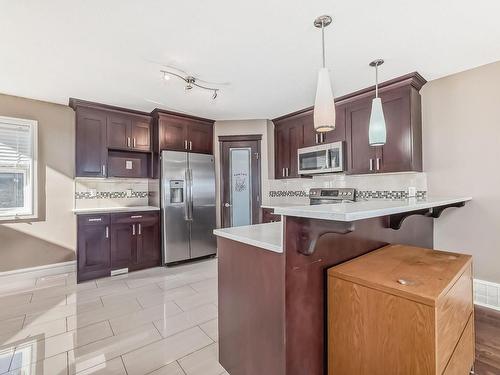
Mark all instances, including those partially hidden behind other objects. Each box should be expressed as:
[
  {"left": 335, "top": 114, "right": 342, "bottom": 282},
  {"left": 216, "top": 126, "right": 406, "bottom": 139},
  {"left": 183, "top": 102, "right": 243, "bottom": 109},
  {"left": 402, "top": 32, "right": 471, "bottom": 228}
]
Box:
[{"left": 219, "top": 135, "right": 262, "bottom": 228}]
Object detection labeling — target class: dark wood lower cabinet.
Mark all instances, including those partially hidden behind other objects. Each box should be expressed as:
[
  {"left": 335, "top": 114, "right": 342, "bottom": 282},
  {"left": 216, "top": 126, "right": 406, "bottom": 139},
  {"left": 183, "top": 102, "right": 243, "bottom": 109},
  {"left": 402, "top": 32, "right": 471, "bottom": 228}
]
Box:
[
  {"left": 261, "top": 207, "right": 281, "bottom": 223},
  {"left": 77, "top": 211, "right": 161, "bottom": 282}
]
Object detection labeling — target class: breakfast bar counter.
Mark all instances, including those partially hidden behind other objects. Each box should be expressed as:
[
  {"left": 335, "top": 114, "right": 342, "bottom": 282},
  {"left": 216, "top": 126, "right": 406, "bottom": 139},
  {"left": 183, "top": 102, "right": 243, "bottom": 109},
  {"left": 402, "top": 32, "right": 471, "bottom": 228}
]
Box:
[{"left": 214, "top": 196, "right": 471, "bottom": 375}]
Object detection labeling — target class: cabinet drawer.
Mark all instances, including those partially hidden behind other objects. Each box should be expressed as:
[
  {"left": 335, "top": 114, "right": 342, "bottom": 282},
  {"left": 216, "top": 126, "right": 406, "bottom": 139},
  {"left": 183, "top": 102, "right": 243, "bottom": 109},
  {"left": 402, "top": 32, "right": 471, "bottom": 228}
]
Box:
[
  {"left": 78, "top": 214, "right": 110, "bottom": 226},
  {"left": 436, "top": 265, "right": 473, "bottom": 374},
  {"left": 442, "top": 313, "right": 474, "bottom": 375},
  {"left": 111, "top": 211, "right": 159, "bottom": 224}
]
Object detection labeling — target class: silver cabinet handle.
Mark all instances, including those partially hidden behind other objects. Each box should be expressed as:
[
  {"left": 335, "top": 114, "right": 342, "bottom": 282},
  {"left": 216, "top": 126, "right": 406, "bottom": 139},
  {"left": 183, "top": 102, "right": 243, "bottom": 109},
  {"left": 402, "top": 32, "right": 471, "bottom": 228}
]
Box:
[
  {"left": 105, "top": 226, "right": 109, "bottom": 238},
  {"left": 376, "top": 158, "right": 381, "bottom": 171},
  {"left": 102, "top": 164, "right": 106, "bottom": 176},
  {"left": 189, "top": 141, "right": 192, "bottom": 151},
  {"left": 369, "top": 158, "right": 374, "bottom": 171},
  {"left": 138, "top": 223, "right": 141, "bottom": 235},
  {"left": 315, "top": 133, "right": 319, "bottom": 144},
  {"left": 88, "top": 218, "right": 102, "bottom": 222},
  {"left": 282, "top": 168, "right": 285, "bottom": 177},
  {"left": 132, "top": 224, "right": 136, "bottom": 235},
  {"left": 321, "top": 133, "right": 325, "bottom": 143},
  {"left": 133, "top": 138, "right": 137, "bottom": 148},
  {"left": 286, "top": 168, "right": 289, "bottom": 177},
  {"left": 130, "top": 215, "right": 142, "bottom": 219},
  {"left": 127, "top": 137, "right": 131, "bottom": 147},
  {"left": 184, "top": 140, "right": 188, "bottom": 150}
]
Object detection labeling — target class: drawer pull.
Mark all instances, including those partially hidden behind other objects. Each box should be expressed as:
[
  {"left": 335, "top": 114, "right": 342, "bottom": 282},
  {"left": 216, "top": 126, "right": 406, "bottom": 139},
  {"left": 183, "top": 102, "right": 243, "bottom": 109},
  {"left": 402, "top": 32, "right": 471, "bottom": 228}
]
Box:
[
  {"left": 88, "top": 218, "right": 102, "bottom": 222},
  {"left": 130, "top": 215, "right": 143, "bottom": 219}
]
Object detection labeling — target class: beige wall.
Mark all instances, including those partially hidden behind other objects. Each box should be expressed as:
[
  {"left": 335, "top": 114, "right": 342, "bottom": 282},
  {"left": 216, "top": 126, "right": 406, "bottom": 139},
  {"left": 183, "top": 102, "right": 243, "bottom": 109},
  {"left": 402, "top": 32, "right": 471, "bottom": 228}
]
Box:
[
  {"left": 422, "top": 61, "right": 500, "bottom": 283},
  {"left": 213, "top": 119, "right": 274, "bottom": 227},
  {"left": 0, "top": 93, "right": 76, "bottom": 272}
]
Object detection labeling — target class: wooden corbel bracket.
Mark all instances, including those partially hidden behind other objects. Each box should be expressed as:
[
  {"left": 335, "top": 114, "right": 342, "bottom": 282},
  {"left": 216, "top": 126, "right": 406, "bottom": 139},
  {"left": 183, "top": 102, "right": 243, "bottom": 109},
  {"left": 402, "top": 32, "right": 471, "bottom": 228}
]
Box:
[
  {"left": 389, "top": 201, "right": 466, "bottom": 230},
  {"left": 298, "top": 222, "right": 355, "bottom": 256}
]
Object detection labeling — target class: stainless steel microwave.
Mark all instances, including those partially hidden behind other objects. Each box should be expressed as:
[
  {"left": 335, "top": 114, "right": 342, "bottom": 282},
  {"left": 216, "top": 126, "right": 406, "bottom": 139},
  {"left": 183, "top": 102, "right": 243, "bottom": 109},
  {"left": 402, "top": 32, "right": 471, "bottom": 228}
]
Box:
[{"left": 297, "top": 141, "right": 345, "bottom": 175}]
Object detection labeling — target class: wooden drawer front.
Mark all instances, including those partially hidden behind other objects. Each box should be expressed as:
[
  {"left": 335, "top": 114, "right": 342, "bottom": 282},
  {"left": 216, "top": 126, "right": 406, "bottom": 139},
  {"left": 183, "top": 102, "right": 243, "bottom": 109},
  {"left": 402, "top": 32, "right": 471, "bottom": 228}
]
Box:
[
  {"left": 111, "top": 212, "right": 159, "bottom": 224},
  {"left": 442, "top": 314, "right": 474, "bottom": 375},
  {"left": 436, "top": 265, "right": 473, "bottom": 374},
  {"left": 79, "top": 214, "right": 110, "bottom": 226}
]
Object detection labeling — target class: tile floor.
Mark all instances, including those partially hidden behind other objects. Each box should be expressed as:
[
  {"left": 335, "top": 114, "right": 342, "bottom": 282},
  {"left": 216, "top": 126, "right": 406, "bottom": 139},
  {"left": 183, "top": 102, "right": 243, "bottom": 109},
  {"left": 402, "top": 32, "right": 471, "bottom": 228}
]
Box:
[{"left": 0, "top": 258, "right": 226, "bottom": 375}]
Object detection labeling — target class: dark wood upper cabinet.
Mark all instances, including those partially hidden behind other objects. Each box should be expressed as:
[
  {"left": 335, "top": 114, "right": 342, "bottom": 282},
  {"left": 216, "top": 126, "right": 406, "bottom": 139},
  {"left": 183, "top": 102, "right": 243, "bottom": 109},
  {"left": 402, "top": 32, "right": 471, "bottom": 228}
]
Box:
[
  {"left": 107, "top": 113, "right": 131, "bottom": 150},
  {"left": 273, "top": 72, "right": 425, "bottom": 177},
  {"left": 131, "top": 117, "right": 152, "bottom": 151},
  {"left": 77, "top": 214, "right": 111, "bottom": 282},
  {"left": 153, "top": 111, "right": 214, "bottom": 155},
  {"left": 75, "top": 107, "right": 108, "bottom": 178},
  {"left": 188, "top": 120, "right": 213, "bottom": 154}
]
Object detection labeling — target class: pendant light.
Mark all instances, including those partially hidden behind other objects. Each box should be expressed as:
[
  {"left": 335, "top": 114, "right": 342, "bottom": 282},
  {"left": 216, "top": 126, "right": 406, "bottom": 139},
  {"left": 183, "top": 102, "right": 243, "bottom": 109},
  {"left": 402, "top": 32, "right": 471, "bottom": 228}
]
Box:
[
  {"left": 313, "top": 15, "right": 335, "bottom": 133},
  {"left": 368, "top": 59, "right": 387, "bottom": 146}
]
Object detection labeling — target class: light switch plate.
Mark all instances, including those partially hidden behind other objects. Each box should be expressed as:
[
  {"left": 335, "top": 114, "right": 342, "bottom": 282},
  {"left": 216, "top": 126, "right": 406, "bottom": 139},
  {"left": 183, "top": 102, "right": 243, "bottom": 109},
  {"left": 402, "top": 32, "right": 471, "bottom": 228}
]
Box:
[
  {"left": 408, "top": 187, "right": 417, "bottom": 197},
  {"left": 125, "top": 160, "right": 133, "bottom": 170},
  {"left": 89, "top": 188, "right": 97, "bottom": 197},
  {"left": 126, "top": 189, "right": 133, "bottom": 198}
]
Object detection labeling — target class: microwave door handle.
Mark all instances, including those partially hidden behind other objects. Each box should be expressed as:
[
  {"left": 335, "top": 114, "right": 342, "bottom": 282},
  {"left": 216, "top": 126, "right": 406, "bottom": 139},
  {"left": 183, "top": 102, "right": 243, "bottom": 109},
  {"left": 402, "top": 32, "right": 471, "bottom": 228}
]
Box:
[{"left": 325, "top": 149, "right": 330, "bottom": 170}]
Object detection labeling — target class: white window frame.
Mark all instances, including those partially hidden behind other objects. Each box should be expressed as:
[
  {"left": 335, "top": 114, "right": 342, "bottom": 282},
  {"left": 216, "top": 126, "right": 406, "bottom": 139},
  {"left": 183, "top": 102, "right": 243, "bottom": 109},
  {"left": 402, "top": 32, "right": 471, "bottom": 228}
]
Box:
[{"left": 0, "top": 116, "right": 38, "bottom": 220}]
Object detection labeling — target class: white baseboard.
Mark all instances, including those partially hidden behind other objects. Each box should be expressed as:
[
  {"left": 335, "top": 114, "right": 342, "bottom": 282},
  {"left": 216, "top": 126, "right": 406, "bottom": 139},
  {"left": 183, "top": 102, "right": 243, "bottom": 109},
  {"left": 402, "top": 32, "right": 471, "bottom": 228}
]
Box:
[
  {"left": 0, "top": 261, "right": 76, "bottom": 284},
  {"left": 474, "top": 278, "right": 500, "bottom": 311}
]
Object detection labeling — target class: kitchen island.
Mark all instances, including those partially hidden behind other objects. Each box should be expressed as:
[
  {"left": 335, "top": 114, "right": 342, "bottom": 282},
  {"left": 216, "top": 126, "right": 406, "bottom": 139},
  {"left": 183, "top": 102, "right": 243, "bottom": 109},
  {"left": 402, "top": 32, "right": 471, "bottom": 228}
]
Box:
[{"left": 214, "top": 197, "right": 471, "bottom": 375}]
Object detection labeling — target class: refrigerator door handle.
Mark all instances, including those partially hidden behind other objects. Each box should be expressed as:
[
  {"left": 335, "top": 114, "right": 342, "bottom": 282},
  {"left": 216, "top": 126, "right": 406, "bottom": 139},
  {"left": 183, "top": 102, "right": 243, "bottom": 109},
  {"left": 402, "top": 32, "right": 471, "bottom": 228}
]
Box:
[
  {"left": 184, "top": 169, "right": 190, "bottom": 221},
  {"left": 189, "top": 168, "right": 194, "bottom": 221}
]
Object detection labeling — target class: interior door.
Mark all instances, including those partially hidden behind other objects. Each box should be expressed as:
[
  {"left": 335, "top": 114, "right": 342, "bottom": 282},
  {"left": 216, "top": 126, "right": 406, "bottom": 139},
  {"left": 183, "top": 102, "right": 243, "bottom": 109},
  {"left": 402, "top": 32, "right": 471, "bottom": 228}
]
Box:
[
  {"left": 189, "top": 153, "right": 216, "bottom": 258},
  {"left": 161, "top": 150, "right": 190, "bottom": 263},
  {"left": 220, "top": 137, "right": 261, "bottom": 228}
]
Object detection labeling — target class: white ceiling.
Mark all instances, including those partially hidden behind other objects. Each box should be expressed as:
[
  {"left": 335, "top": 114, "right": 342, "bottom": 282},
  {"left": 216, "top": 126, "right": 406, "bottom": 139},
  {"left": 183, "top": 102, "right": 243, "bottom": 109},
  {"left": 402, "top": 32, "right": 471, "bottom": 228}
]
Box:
[{"left": 1, "top": 0, "right": 499, "bottom": 120}]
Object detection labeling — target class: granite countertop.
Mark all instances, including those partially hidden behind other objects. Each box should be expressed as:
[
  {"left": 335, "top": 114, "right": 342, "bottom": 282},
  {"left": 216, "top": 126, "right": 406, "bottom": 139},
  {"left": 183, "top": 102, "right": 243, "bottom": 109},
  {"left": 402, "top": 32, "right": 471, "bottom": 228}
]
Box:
[
  {"left": 213, "top": 222, "right": 283, "bottom": 253},
  {"left": 272, "top": 197, "right": 472, "bottom": 221},
  {"left": 72, "top": 206, "right": 160, "bottom": 215}
]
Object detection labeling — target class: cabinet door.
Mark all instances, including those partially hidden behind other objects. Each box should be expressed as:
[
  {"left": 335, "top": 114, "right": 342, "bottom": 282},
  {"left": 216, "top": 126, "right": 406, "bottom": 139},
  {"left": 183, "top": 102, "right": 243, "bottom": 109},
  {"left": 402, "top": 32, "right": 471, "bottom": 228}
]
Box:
[
  {"left": 77, "top": 216, "right": 111, "bottom": 282},
  {"left": 107, "top": 113, "right": 131, "bottom": 150},
  {"left": 135, "top": 219, "right": 160, "bottom": 270},
  {"left": 345, "top": 97, "right": 378, "bottom": 174},
  {"left": 301, "top": 115, "right": 318, "bottom": 148},
  {"left": 131, "top": 117, "right": 152, "bottom": 151},
  {"left": 187, "top": 120, "right": 213, "bottom": 154},
  {"left": 287, "top": 123, "right": 302, "bottom": 178},
  {"left": 378, "top": 87, "right": 412, "bottom": 173},
  {"left": 275, "top": 124, "right": 288, "bottom": 179},
  {"left": 76, "top": 108, "right": 108, "bottom": 177},
  {"left": 110, "top": 222, "right": 135, "bottom": 270},
  {"left": 323, "top": 105, "right": 347, "bottom": 144},
  {"left": 158, "top": 115, "right": 188, "bottom": 151}
]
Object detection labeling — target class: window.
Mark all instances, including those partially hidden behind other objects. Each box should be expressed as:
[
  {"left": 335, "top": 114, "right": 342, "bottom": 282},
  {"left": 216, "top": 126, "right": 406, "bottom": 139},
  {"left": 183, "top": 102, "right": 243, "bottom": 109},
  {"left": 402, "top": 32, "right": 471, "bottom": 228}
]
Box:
[{"left": 0, "top": 116, "right": 37, "bottom": 219}]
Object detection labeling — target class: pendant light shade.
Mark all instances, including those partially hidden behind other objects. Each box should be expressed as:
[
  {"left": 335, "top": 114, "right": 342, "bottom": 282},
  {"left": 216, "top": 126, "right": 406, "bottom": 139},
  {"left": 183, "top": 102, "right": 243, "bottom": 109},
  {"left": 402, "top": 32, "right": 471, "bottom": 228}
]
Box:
[
  {"left": 313, "top": 15, "right": 335, "bottom": 133},
  {"left": 314, "top": 67, "right": 336, "bottom": 132},
  {"left": 368, "top": 59, "right": 387, "bottom": 146},
  {"left": 368, "top": 97, "right": 387, "bottom": 146}
]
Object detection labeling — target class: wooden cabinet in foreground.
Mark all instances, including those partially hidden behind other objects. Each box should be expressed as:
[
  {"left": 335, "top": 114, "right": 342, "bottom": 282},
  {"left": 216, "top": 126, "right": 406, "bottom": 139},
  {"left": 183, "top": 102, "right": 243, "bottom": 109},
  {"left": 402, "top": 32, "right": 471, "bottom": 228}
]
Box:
[{"left": 328, "top": 244, "right": 474, "bottom": 375}]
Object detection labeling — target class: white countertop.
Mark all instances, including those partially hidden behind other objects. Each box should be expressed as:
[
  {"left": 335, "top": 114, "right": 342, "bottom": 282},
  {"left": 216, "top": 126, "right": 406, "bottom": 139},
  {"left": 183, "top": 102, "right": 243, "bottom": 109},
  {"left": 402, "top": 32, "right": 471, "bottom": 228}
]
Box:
[
  {"left": 261, "top": 202, "right": 308, "bottom": 210},
  {"left": 273, "top": 197, "right": 472, "bottom": 222},
  {"left": 73, "top": 206, "right": 160, "bottom": 215},
  {"left": 213, "top": 222, "right": 283, "bottom": 253}
]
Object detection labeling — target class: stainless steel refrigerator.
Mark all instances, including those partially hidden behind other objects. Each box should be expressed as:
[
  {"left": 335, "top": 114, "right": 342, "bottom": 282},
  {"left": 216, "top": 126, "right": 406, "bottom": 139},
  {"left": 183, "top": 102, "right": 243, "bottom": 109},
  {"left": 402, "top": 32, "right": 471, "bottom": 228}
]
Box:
[{"left": 161, "top": 150, "right": 216, "bottom": 264}]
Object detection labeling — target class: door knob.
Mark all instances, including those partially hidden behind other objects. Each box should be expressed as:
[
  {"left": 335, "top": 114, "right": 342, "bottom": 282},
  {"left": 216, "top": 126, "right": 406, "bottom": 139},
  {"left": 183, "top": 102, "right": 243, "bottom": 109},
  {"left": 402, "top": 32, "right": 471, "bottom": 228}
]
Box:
[{"left": 224, "top": 203, "right": 231, "bottom": 208}]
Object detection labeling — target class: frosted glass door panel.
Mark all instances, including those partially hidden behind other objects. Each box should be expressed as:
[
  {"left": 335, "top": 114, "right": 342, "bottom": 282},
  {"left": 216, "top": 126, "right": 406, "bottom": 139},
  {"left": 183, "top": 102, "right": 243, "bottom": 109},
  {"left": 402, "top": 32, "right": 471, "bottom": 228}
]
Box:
[{"left": 230, "top": 148, "right": 252, "bottom": 227}]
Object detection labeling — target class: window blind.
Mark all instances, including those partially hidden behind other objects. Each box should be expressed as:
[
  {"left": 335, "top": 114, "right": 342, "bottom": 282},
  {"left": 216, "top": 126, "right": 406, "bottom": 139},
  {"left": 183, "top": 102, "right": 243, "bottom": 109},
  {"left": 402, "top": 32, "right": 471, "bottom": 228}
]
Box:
[{"left": 0, "top": 120, "right": 33, "bottom": 168}]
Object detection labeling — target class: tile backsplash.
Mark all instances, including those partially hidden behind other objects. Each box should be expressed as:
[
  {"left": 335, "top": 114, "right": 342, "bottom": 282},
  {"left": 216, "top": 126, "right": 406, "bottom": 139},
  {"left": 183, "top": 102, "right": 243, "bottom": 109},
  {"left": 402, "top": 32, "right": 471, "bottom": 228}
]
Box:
[
  {"left": 263, "top": 172, "right": 427, "bottom": 205},
  {"left": 74, "top": 178, "right": 159, "bottom": 209}
]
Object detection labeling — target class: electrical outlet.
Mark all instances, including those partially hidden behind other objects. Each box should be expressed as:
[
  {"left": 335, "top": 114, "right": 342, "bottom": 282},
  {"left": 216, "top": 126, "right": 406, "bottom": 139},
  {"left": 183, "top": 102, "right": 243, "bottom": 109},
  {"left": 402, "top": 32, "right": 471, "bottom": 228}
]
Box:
[
  {"left": 89, "top": 188, "right": 97, "bottom": 197},
  {"left": 126, "top": 189, "right": 133, "bottom": 198},
  {"left": 408, "top": 187, "right": 417, "bottom": 197}
]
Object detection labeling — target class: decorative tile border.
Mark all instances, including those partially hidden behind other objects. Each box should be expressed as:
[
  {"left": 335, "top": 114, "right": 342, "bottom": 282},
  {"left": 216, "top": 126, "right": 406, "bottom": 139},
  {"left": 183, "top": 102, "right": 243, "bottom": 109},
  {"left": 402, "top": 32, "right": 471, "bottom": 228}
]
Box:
[
  {"left": 75, "top": 191, "right": 150, "bottom": 200},
  {"left": 268, "top": 190, "right": 427, "bottom": 200}
]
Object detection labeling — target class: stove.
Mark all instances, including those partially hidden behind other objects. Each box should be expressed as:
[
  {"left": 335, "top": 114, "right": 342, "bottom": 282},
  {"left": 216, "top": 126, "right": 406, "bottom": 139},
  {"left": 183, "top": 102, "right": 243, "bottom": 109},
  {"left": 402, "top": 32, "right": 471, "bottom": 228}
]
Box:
[{"left": 309, "top": 188, "right": 356, "bottom": 205}]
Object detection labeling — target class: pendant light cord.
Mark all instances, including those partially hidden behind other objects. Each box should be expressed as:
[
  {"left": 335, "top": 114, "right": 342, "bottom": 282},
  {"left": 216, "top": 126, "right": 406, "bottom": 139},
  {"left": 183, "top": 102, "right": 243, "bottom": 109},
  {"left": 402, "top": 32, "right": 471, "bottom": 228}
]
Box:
[
  {"left": 375, "top": 64, "right": 379, "bottom": 98},
  {"left": 321, "top": 21, "right": 326, "bottom": 68}
]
